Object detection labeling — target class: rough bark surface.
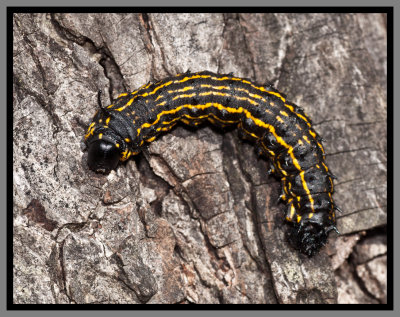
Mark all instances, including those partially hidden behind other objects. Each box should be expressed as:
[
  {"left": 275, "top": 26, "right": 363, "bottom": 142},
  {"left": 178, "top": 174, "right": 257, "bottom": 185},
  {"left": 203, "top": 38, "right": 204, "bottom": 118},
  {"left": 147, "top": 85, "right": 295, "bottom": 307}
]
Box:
[{"left": 13, "top": 13, "right": 387, "bottom": 304}]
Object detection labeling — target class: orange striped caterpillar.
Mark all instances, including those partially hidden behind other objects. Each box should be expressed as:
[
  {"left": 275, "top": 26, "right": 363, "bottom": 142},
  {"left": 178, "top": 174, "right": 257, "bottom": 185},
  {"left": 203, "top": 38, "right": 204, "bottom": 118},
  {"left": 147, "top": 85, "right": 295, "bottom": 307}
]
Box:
[{"left": 84, "top": 71, "right": 340, "bottom": 256}]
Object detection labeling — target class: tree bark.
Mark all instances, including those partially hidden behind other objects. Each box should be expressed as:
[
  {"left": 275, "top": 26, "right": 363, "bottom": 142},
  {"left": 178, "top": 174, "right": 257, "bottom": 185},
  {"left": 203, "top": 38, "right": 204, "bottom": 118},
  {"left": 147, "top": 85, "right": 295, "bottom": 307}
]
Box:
[{"left": 13, "top": 13, "right": 387, "bottom": 304}]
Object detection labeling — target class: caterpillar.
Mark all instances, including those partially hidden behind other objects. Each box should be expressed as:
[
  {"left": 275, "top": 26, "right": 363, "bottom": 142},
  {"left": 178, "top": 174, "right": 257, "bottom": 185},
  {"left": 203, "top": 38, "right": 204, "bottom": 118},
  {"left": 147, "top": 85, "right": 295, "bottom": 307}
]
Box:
[{"left": 84, "top": 70, "right": 340, "bottom": 256}]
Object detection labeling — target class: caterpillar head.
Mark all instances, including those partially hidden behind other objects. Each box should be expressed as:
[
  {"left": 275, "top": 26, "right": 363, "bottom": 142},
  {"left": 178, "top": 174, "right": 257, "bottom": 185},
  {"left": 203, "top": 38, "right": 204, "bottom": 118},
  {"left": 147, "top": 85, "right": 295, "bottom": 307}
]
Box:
[
  {"left": 85, "top": 91, "right": 139, "bottom": 173},
  {"left": 87, "top": 138, "right": 121, "bottom": 174},
  {"left": 85, "top": 107, "right": 139, "bottom": 173}
]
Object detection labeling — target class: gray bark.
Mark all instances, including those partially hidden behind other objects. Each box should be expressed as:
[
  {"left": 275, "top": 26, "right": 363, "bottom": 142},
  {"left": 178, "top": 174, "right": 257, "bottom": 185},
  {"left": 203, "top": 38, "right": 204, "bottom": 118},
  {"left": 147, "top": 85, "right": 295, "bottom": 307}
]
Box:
[{"left": 13, "top": 13, "right": 387, "bottom": 304}]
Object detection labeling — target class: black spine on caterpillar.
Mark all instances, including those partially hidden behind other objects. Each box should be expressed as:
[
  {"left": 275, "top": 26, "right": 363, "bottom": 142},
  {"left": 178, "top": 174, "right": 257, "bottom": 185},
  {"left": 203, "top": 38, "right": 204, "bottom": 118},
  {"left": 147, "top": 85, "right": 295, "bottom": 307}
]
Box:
[{"left": 84, "top": 71, "right": 339, "bottom": 256}]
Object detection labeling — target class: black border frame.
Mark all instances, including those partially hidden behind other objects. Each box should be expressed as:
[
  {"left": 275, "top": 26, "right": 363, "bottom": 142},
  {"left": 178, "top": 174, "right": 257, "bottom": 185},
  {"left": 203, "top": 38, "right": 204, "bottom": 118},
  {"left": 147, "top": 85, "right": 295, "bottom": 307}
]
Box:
[{"left": 7, "top": 6, "right": 394, "bottom": 310}]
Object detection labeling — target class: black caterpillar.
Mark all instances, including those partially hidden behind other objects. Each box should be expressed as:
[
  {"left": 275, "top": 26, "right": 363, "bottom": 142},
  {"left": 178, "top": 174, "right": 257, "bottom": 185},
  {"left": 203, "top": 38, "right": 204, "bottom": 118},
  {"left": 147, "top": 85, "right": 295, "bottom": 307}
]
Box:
[{"left": 84, "top": 71, "right": 340, "bottom": 256}]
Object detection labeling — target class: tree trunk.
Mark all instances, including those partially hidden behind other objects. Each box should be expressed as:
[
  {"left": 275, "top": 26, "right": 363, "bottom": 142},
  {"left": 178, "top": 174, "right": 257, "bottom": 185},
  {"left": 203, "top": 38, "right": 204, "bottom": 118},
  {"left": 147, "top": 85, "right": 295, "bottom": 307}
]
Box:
[{"left": 13, "top": 13, "right": 387, "bottom": 304}]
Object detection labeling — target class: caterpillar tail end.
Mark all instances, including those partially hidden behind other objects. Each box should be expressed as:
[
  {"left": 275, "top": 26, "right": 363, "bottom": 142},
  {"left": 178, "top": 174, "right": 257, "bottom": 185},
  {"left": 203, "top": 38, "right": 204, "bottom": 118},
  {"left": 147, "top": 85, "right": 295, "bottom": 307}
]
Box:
[{"left": 288, "top": 222, "right": 332, "bottom": 257}]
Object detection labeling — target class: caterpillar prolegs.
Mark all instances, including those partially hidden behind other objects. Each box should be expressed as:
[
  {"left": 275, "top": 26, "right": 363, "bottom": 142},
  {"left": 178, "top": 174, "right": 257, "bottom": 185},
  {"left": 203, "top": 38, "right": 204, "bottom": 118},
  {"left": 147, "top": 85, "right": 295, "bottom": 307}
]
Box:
[{"left": 84, "top": 71, "right": 340, "bottom": 256}]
